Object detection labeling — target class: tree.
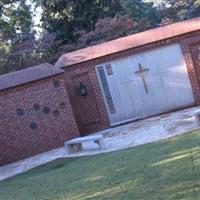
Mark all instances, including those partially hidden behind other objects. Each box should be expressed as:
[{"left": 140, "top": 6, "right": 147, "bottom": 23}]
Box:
[
  {"left": 159, "top": 0, "right": 200, "bottom": 23},
  {"left": 76, "top": 14, "right": 135, "bottom": 45},
  {"left": 34, "top": 0, "right": 124, "bottom": 43},
  {"left": 35, "top": 0, "right": 162, "bottom": 44},
  {"left": 120, "top": 0, "right": 161, "bottom": 31},
  {"left": 0, "top": 1, "right": 34, "bottom": 45},
  {"left": 0, "top": 1, "right": 36, "bottom": 73},
  {"left": 1, "top": 0, "right": 200, "bottom": 75}
]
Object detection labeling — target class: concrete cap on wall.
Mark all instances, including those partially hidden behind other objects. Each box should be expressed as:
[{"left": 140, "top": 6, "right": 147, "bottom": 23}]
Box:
[
  {"left": 0, "top": 63, "right": 64, "bottom": 90},
  {"left": 55, "top": 17, "right": 200, "bottom": 68}
]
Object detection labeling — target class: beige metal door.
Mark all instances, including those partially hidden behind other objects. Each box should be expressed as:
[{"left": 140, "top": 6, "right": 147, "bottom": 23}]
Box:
[{"left": 96, "top": 43, "right": 195, "bottom": 126}]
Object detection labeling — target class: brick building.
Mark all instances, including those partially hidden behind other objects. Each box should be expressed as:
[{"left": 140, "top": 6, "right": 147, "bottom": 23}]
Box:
[
  {"left": 1, "top": 17, "right": 200, "bottom": 165},
  {"left": 0, "top": 64, "right": 79, "bottom": 165}
]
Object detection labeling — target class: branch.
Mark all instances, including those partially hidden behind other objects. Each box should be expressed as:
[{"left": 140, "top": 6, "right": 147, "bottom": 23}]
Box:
[{"left": 0, "top": 0, "right": 21, "bottom": 17}]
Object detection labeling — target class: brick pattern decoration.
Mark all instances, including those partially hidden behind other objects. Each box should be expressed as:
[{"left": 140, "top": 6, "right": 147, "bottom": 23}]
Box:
[
  {"left": 0, "top": 74, "right": 79, "bottom": 166},
  {"left": 63, "top": 31, "right": 200, "bottom": 135}
]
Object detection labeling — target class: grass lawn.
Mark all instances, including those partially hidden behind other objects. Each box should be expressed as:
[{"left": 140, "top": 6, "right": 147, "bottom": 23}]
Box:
[{"left": 1, "top": 131, "right": 200, "bottom": 200}]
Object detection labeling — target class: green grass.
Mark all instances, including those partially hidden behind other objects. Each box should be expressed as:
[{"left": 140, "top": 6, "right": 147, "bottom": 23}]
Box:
[{"left": 1, "top": 131, "right": 200, "bottom": 200}]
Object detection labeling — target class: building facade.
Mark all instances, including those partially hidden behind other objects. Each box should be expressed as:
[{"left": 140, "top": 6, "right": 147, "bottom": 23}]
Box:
[
  {"left": 1, "top": 18, "right": 200, "bottom": 165},
  {"left": 56, "top": 18, "right": 200, "bottom": 135},
  {"left": 0, "top": 64, "right": 79, "bottom": 165}
]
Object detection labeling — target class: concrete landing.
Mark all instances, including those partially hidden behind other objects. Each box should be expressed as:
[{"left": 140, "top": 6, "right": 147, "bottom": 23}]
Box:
[{"left": 1, "top": 107, "right": 199, "bottom": 181}]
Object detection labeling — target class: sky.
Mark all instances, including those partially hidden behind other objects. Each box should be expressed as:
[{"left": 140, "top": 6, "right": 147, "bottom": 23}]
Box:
[
  {"left": 28, "top": 0, "right": 43, "bottom": 37},
  {"left": 32, "top": 6, "right": 43, "bottom": 36},
  {"left": 145, "top": 0, "right": 163, "bottom": 4}
]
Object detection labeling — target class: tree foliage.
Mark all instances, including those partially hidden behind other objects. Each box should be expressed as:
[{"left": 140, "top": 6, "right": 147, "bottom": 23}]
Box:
[
  {"left": 0, "top": 0, "right": 200, "bottom": 74},
  {"left": 77, "top": 14, "right": 135, "bottom": 45},
  {"left": 34, "top": 0, "right": 124, "bottom": 42},
  {"left": 0, "top": 1, "right": 59, "bottom": 73},
  {"left": 0, "top": 1, "right": 35, "bottom": 73},
  {"left": 120, "top": 0, "right": 161, "bottom": 30},
  {"left": 159, "top": 0, "right": 200, "bottom": 23}
]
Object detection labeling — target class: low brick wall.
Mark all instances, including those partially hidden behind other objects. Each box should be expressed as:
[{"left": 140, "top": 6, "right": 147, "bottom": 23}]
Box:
[{"left": 0, "top": 74, "right": 79, "bottom": 166}]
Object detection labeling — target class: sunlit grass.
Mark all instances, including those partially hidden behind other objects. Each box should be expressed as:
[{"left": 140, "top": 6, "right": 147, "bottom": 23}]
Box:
[{"left": 1, "top": 130, "right": 200, "bottom": 200}]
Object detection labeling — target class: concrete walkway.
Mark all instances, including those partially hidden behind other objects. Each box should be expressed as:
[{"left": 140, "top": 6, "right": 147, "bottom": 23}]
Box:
[{"left": 1, "top": 107, "right": 199, "bottom": 181}]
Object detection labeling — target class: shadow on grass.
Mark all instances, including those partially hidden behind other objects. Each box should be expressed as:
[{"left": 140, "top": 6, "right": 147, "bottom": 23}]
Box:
[{"left": 1, "top": 131, "right": 200, "bottom": 200}]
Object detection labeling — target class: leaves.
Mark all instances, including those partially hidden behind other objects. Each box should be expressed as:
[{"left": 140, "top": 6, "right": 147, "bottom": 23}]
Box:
[
  {"left": 0, "top": 0, "right": 200, "bottom": 75},
  {"left": 76, "top": 14, "right": 135, "bottom": 45},
  {"left": 159, "top": 0, "right": 200, "bottom": 23}
]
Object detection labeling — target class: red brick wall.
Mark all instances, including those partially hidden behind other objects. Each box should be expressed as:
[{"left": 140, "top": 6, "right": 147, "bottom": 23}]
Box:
[
  {"left": 63, "top": 31, "right": 200, "bottom": 135},
  {"left": 0, "top": 74, "right": 79, "bottom": 166},
  {"left": 181, "top": 34, "right": 200, "bottom": 105},
  {"left": 63, "top": 67, "right": 109, "bottom": 135}
]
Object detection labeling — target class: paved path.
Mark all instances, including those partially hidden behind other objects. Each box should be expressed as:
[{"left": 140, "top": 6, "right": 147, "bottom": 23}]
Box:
[{"left": 1, "top": 107, "right": 199, "bottom": 181}]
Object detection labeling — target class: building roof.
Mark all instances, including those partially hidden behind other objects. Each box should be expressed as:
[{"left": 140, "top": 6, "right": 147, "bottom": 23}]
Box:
[
  {"left": 55, "top": 17, "right": 200, "bottom": 68},
  {"left": 0, "top": 63, "right": 64, "bottom": 90}
]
